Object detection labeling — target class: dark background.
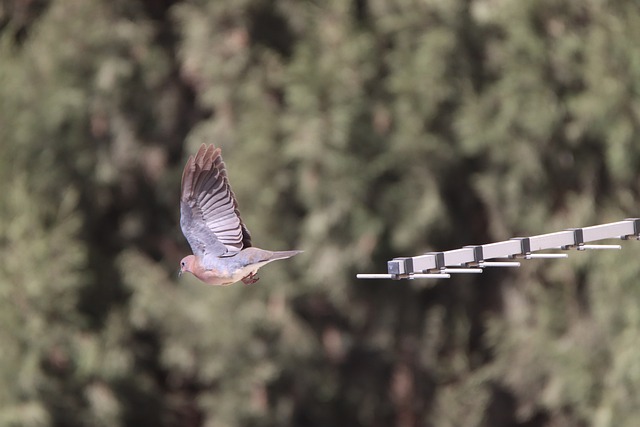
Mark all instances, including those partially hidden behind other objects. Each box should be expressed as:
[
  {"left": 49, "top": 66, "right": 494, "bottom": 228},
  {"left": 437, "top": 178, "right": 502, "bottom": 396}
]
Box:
[{"left": 1, "top": 0, "right": 639, "bottom": 426}]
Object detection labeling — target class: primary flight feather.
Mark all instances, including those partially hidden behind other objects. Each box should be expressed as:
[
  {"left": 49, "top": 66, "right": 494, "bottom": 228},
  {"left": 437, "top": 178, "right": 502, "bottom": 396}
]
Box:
[{"left": 179, "top": 144, "right": 301, "bottom": 286}]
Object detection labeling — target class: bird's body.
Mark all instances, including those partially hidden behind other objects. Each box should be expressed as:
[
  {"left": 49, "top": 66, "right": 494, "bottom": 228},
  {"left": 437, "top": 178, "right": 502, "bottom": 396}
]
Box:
[
  {"left": 181, "top": 248, "right": 302, "bottom": 286},
  {"left": 179, "top": 144, "right": 301, "bottom": 286}
]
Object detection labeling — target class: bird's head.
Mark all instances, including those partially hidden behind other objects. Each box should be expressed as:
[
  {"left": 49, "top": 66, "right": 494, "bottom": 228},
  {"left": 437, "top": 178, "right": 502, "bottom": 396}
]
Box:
[{"left": 179, "top": 255, "right": 196, "bottom": 277}]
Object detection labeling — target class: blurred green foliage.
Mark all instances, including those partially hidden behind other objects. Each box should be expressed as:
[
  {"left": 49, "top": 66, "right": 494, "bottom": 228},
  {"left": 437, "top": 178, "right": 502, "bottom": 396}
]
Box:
[{"left": 1, "top": 0, "right": 639, "bottom": 426}]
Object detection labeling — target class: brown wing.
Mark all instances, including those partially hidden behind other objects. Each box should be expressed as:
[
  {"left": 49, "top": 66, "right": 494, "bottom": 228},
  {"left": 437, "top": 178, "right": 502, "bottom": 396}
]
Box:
[{"left": 180, "top": 144, "right": 252, "bottom": 261}]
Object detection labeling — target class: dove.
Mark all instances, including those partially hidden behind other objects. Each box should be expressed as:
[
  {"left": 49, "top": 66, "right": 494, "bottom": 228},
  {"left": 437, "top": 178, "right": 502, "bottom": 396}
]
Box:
[{"left": 178, "top": 144, "right": 301, "bottom": 286}]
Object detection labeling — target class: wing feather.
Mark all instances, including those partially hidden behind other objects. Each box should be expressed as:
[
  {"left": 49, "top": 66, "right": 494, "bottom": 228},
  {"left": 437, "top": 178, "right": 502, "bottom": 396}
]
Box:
[{"left": 180, "top": 144, "right": 252, "bottom": 263}]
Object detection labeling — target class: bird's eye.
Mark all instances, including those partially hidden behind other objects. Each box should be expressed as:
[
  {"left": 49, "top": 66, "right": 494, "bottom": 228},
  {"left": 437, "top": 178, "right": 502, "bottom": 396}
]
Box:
[{"left": 181, "top": 261, "right": 185, "bottom": 267}]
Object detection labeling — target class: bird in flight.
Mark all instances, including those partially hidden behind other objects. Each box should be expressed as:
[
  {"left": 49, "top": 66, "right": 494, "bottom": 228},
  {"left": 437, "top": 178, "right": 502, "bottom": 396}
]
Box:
[{"left": 179, "top": 144, "right": 301, "bottom": 286}]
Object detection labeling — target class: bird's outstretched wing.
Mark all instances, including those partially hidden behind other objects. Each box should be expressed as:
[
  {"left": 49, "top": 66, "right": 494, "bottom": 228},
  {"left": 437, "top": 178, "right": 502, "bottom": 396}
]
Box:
[{"left": 180, "top": 144, "right": 252, "bottom": 263}]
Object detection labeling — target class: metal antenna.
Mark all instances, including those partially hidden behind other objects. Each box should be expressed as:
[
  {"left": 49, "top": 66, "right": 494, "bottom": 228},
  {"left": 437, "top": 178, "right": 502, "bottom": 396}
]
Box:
[{"left": 356, "top": 218, "right": 639, "bottom": 281}]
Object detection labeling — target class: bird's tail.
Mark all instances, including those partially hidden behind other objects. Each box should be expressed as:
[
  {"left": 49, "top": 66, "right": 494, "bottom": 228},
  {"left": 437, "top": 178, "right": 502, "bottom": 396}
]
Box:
[{"left": 270, "top": 250, "right": 303, "bottom": 261}]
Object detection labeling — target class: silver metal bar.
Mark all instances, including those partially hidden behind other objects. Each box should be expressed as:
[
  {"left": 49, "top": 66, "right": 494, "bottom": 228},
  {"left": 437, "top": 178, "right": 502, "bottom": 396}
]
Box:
[
  {"left": 410, "top": 273, "right": 451, "bottom": 279},
  {"left": 440, "top": 268, "right": 483, "bottom": 274},
  {"left": 475, "top": 261, "right": 521, "bottom": 268},
  {"left": 582, "top": 221, "right": 634, "bottom": 242},
  {"left": 528, "top": 230, "right": 575, "bottom": 251},
  {"left": 481, "top": 240, "right": 522, "bottom": 259},
  {"left": 442, "top": 247, "right": 476, "bottom": 266},
  {"left": 410, "top": 254, "right": 438, "bottom": 272},
  {"left": 524, "top": 253, "right": 569, "bottom": 259},
  {"left": 579, "top": 244, "right": 622, "bottom": 250},
  {"left": 357, "top": 274, "right": 398, "bottom": 279},
  {"left": 356, "top": 273, "right": 452, "bottom": 280}
]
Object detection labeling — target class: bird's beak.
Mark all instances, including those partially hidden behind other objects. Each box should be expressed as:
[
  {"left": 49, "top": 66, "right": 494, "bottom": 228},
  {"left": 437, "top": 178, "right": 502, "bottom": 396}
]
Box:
[{"left": 178, "top": 269, "right": 183, "bottom": 278}]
